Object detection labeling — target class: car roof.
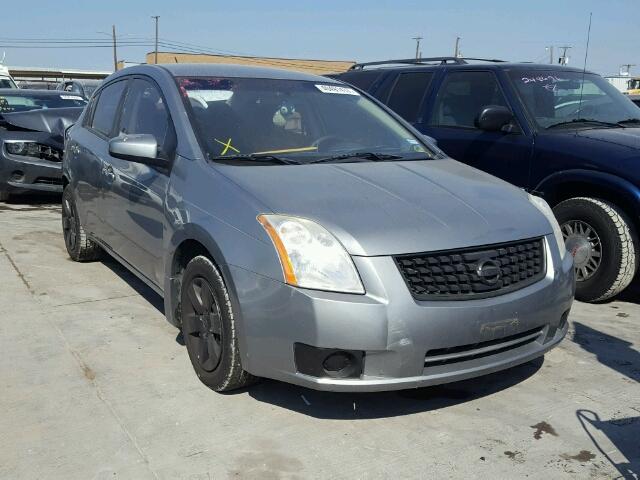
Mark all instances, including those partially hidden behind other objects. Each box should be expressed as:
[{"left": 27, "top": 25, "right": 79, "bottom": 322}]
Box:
[
  {"left": 0, "top": 88, "right": 84, "bottom": 96},
  {"left": 112, "top": 63, "right": 342, "bottom": 84},
  {"left": 344, "top": 61, "right": 592, "bottom": 75}
]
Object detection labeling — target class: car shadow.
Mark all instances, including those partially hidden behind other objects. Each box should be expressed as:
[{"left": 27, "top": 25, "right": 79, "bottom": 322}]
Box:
[
  {"left": 0, "top": 192, "right": 61, "bottom": 211},
  {"left": 244, "top": 357, "right": 543, "bottom": 420},
  {"left": 571, "top": 322, "right": 639, "bottom": 383},
  {"left": 101, "top": 256, "right": 165, "bottom": 315},
  {"left": 576, "top": 409, "right": 639, "bottom": 479}
]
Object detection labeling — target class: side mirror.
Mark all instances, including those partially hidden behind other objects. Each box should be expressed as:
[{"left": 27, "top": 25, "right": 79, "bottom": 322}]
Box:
[
  {"left": 109, "top": 134, "right": 165, "bottom": 166},
  {"left": 475, "top": 105, "right": 514, "bottom": 132}
]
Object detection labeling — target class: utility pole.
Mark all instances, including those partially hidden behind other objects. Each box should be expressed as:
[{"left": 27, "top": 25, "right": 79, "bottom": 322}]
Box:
[
  {"left": 111, "top": 25, "right": 118, "bottom": 71},
  {"left": 545, "top": 46, "right": 554, "bottom": 64},
  {"left": 620, "top": 64, "right": 636, "bottom": 75},
  {"left": 151, "top": 15, "right": 160, "bottom": 64},
  {"left": 412, "top": 36, "right": 423, "bottom": 60},
  {"left": 454, "top": 37, "right": 461, "bottom": 58},
  {"left": 558, "top": 45, "right": 572, "bottom": 65}
]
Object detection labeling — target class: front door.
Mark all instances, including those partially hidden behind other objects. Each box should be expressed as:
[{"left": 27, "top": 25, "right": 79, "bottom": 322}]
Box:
[
  {"left": 422, "top": 70, "right": 533, "bottom": 188},
  {"left": 73, "top": 79, "right": 128, "bottom": 239},
  {"left": 101, "top": 77, "right": 173, "bottom": 286}
]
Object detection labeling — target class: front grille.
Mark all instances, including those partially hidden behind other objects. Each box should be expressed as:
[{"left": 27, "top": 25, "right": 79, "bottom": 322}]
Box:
[
  {"left": 424, "top": 327, "right": 543, "bottom": 367},
  {"left": 395, "top": 237, "right": 546, "bottom": 300}
]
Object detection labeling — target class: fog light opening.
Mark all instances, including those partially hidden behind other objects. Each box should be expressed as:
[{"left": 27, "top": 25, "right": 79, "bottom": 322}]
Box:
[
  {"left": 559, "top": 310, "right": 570, "bottom": 330},
  {"left": 322, "top": 351, "right": 358, "bottom": 378},
  {"left": 10, "top": 171, "right": 25, "bottom": 183}
]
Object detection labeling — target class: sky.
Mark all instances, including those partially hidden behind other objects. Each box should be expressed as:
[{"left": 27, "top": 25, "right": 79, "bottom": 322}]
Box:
[{"left": 2, "top": 0, "right": 638, "bottom": 76}]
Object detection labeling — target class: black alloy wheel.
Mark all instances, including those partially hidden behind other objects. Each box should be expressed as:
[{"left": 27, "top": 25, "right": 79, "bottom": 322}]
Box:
[{"left": 182, "top": 276, "right": 223, "bottom": 372}]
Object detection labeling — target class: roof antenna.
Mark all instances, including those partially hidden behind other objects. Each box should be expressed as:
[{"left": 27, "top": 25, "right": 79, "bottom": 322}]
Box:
[{"left": 576, "top": 12, "right": 593, "bottom": 117}]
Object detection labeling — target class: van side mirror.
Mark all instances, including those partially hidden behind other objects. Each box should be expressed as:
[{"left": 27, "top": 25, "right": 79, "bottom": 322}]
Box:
[
  {"left": 109, "top": 134, "right": 166, "bottom": 167},
  {"left": 476, "top": 105, "right": 514, "bottom": 132}
]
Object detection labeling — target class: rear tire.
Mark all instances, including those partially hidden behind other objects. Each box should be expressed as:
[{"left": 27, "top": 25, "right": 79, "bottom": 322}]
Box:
[
  {"left": 62, "top": 187, "right": 102, "bottom": 262},
  {"left": 180, "top": 255, "right": 256, "bottom": 392},
  {"left": 553, "top": 197, "right": 636, "bottom": 302}
]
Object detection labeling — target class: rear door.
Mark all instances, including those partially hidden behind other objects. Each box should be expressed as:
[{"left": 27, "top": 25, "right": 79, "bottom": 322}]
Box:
[
  {"left": 383, "top": 71, "right": 434, "bottom": 126},
  {"left": 71, "top": 79, "right": 128, "bottom": 238},
  {"left": 422, "top": 70, "right": 533, "bottom": 187},
  {"left": 101, "top": 77, "right": 174, "bottom": 286}
]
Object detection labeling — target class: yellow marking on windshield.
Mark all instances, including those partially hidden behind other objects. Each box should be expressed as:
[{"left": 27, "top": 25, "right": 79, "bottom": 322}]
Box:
[
  {"left": 254, "top": 146, "right": 318, "bottom": 155},
  {"left": 214, "top": 137, "right": 240, "bottom": 155}
]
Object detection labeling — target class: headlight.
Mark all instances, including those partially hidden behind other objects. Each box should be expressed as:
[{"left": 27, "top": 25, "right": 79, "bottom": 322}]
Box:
[
  {"left": 528, "top": 194, "right": 566, "bottom": 256},
  {"left": 258, "top": 214, "right": 365, "bottom": 294},
  {"left": 5, "top": 141, "right": 39, "bottom": 157}
]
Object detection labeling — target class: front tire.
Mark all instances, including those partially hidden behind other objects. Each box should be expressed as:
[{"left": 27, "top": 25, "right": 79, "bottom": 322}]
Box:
[
  {"left": 553, "top": 197, "right": 637, "bottom": 302},
  {"left": 62, "top": 187, "right": 102, "bottom": 262},
  {"left": 180, "top": 255, "right": 256, "bottom": 392}
]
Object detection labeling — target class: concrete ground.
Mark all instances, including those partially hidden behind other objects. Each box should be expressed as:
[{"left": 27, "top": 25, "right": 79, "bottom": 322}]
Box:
[{"left": 0, "top": 196, "right": 638, "bottom": 480}]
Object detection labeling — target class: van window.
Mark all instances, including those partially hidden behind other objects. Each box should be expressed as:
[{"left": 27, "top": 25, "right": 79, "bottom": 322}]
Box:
[
  {"left": 387, "top": 72, "right": 433, "bottom": 123},
  {"left": 430, "top": 71, "right": 509, "bottom": 128}
]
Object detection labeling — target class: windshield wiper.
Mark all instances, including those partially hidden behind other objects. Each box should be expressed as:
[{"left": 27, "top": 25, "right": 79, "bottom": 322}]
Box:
[
  {"left": 617, "top": 118, "right": 640, "bottom": 126},
  {"left": 209, "top": 153, "right": 301, "bottom": 165},
  {"left": 308, "top": 151, "right": 404, "bottom": 164},
  {"left": 546, "top": 118, "right": 622, "bottom": 130}
]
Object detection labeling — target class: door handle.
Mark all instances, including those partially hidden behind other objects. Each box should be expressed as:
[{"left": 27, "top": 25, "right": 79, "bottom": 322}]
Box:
[{"left": 102, "top": 164, "right": 116, "bottom": 182}]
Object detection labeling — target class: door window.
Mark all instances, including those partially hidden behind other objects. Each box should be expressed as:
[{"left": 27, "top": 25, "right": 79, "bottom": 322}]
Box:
[
  {"left": 336, "top": 71, "right": 383, "bottom": 92},
  {"left": 430, "top": 71, "right": 509, "bottom": 128},
  {"left": 387, "top": 72, "right": 433, "bottom": 123},
  {"left": 118, "top": 79, "right": 173, "bottom": 155},
  {"left": 90, "top": 80, "right": 127, "bottom": 137}
]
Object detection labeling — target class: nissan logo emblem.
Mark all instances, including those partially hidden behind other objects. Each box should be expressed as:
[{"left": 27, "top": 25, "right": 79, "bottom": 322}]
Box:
[{"left": 476, "top": 259, "right": 501, "bottom": 285}]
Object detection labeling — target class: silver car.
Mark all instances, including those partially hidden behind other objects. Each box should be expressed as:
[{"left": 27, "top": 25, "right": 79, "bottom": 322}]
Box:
[{"left": 62, "top": 64, "right": 574, "bottom": 392}]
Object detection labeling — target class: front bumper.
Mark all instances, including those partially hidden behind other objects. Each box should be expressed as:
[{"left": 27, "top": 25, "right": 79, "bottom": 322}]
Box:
[
  {"left": 227, "top": 235, "right": 575, "bottom": 392},
  {"left": 0, "top": 151, "right": 63, "bottom": 194}
]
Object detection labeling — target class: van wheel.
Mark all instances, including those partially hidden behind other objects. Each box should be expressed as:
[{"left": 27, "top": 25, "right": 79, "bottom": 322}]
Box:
[
  {"left": 180, "top": 255, "right": 256, "bottom": 392},
  {"left": 0, "top": 190, "right": 9, "bottom": 202},
  {"left": 553, "top": 197, "right": 637, "bottom": 302},
  {"left": 61, "top": 187, "right": 102, "bottom": 262}
]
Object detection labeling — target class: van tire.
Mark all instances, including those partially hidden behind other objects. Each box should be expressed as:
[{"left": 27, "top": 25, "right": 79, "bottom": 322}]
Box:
[
  {"left": 180, "top": 255, "right": 257, "bottom": 392},
  {"left": 0, "top": 190, "right": 9, "bottom": 202},
  {"left": 61, "top": 187, "right": 102, "bottom": 262},
  {"left": 553, "top": 197, "right": 636, "bottom": 302}
]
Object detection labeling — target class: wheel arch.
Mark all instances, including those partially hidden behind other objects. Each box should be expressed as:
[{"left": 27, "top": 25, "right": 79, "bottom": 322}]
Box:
[
  {"left": 535, "top": 169, "right": 640, "bottom": 233},
  {"left": 164, "top": 224, "right": 229, "bottom": 327}
]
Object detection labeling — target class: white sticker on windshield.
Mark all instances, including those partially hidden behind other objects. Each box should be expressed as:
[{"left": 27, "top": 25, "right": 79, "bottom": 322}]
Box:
[
  {"left": 60, "top": 95, "right": 84, "bottom": 101},
  {"left": 315, "top": 84, "right": 360, "bottom": 95}
]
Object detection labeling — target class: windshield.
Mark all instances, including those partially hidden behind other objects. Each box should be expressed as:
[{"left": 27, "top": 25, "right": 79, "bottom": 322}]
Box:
[
  {"left": 0, "top": 77, "right": 17, "bottom": 89},
  {"left": 0, "top": 93, "right": 87, "bottom": 113},
  {"left": 509, "top": 71, "right": 640, "bottom": 129},
  {"left": 177, "top": 76, "right": 436, "bottom": 163},
  {"left": 629, "top": 79, "right": 640, "bottom": 91}
]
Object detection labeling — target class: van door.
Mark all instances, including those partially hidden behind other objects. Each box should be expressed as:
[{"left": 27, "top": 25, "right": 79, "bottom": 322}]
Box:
[{"left": 422, "top": 70, "right": 533, "bottom": 188}]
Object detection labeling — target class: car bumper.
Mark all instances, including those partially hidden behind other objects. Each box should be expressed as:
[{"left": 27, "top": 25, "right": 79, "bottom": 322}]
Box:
[
  {"left": 227, "top": 235, "right": 575, "bottom": 392},
  {"left": 0, "top": 153, "right": 63, "bottom": 194}
]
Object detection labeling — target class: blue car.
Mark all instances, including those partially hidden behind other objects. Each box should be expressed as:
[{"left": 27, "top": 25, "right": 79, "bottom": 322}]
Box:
[{"left": 334, "top": 57, "right": 640, "bottom": 302}]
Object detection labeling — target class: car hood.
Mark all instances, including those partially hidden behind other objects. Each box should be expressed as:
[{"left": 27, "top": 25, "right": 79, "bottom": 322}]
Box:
[
  {"left": 574, "top": 127, "right": 640, "bottom": 152},
  {"left": 217, "top": 159, "right": 552, "bottom": 256},
  {"left": 0, "top": 107, "right": 83, "bottom": 142}
]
